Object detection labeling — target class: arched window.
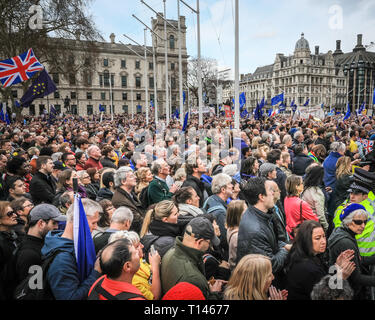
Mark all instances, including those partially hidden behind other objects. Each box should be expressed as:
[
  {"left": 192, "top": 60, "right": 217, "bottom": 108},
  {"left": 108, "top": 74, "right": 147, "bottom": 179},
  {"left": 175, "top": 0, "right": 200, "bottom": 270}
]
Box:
[{"left": 169, "top": 35, "right": 175, "bottom": 49}]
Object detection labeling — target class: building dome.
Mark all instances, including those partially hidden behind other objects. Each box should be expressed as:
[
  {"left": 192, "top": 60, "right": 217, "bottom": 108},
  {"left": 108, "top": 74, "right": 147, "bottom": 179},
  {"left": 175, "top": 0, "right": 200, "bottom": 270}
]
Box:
[{"left": 295, "top": 33, "right": 310, "bottom": 51}]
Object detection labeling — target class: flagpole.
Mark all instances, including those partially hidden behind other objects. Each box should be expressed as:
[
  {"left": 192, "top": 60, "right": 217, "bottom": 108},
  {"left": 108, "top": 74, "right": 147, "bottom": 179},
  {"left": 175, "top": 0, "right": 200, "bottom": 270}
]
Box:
[
  {"left": 144, "top": 28, "right": 149, "bottom": 125},
  {"left": 177, "top": 0, "right": 184, "bottom": 126},
  {"left": 109, "top": 74, "right": 114, "bottom": 121},
  {"left": 234, "top": 0, "right": 239, "bottom": 129}
]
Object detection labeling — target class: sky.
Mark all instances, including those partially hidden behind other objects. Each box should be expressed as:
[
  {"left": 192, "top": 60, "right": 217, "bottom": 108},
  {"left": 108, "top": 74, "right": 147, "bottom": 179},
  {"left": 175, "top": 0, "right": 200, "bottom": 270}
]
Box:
[{"left": 90, "top": 0, "right": 375, "bottom": 75}]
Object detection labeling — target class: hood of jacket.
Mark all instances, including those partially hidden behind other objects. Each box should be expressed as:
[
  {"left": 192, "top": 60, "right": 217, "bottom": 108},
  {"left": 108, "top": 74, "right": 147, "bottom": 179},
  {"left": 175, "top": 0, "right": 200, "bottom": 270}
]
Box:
[
  {"left": 328, "top": 226, "right": 357, "bottom": 251},
  {"left": 149, "top": 219, "right": 181, "bottom": 238},
  {"left": 41, "top": 230, "right": 74, "bottom": 258}
]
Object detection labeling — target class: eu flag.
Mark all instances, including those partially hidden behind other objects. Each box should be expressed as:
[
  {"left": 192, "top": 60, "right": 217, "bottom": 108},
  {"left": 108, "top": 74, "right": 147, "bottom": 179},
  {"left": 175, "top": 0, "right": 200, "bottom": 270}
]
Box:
[
  {"left": 73, "top": 195, "right": 96, "bottom": 282},
  {"left": 99, "top": 104, "right": 105, "bottom": 112},
  {"left": 0, "top": 103, "right": 4, "bottom": 122},
  {"left": 373, "top": 88, "right": 375, "bottom": 105},
  {"left": 20, "top": 69, "right": 57, "bottom": 107},
  {"left": 304, "top": 98, "right": 310, "bottom": 106},
  {"left": 271, "top": 93, "right": 284, "bottom": 106},
  {"left": 343, "top": 103, "right": 351, "bottom": 121},
  {"left": 182, "top": 112, "right": 189, "bottom": 132},
  {"left": 183, "top": 91, "right": 186, "bottom": 105}
]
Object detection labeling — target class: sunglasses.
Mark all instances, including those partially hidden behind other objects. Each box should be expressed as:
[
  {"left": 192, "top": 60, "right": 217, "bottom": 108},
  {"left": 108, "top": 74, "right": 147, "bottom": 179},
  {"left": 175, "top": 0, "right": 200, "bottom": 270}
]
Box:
[
  {"left": 352, "top": 219, "right": 368, "bottom": 226},
  {"left": 6, "top": 210, "right": 16, "bottom": 217}
]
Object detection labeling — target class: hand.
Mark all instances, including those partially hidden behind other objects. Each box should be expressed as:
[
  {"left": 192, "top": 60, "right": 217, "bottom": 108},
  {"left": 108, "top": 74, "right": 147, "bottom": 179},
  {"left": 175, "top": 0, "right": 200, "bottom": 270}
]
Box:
[
  {"left": 94, "top": 256, "right": 102, "bottom": 274},
  {"left": 351, "top": 159, "right": 361, "bottom": 165},
  {"left": 209, "top": 279, "right": 227, "bottom": 292},
  {"left": 219, "top": 260, "right": 230, "bottom": 269},
  {"left": 284, "top": 244, "right": 292, "bottom": 251},
  {"left": 354, "top": 153, "right": 360, "bottom": 159},
  {"left": 148, "top": 250, "right": 161, "bottom": 269},
  {"left": 336, "top": 249, "right": 354, "bottom": 267},
  {"left": 337, "top": 260, "right": 356, "bottom": 280},
  {"left": 325, "top": 186, "right": 332, "bottom": 193},
  {"left": 268, "top": 286, "right": 286, "bottom": 300},
  {"left": 169, "top": 183, "right": 180, "bottom": 193}
]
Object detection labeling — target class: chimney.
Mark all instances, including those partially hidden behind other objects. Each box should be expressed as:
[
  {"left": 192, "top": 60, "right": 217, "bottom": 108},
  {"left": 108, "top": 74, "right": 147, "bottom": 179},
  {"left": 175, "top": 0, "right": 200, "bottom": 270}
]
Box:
[
  {"left": 315, "top": 46, "right": 319, "bottom": 55},
  {"left": 110, "top": 33, "right": 115, "bottom": 44},
  {"left": 353, "top": 34, "right": 365, "bottom": 52},
  {"left": 333, "top": 40, "right": 343, "bottom": 56}
]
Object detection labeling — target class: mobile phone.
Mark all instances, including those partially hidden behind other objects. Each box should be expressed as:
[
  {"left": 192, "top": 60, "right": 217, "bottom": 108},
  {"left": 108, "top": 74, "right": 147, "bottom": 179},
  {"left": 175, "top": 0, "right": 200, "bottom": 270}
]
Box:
[
  {"left": 150, "top": 244, "right": 156, "bottom": 255},
  {"left": 73, "top": 178, "right": 78, "bottom": 193}
]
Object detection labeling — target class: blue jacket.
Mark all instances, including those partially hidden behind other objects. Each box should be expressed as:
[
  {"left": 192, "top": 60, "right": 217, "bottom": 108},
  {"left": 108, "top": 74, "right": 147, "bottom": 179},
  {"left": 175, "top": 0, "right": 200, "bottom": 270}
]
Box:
[
  {"left": 41, "top": 230, "right": 100, "bottom": 300},
  {"left": 323, "top": 152, "right": 342, "bottom": 189}
]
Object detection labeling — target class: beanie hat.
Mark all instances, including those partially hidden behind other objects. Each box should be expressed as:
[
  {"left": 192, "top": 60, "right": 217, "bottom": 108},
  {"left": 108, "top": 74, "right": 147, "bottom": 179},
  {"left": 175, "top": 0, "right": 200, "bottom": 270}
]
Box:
[
  {"left": 340, "top": 203, "right": 366, "bottom": 222},
  {"left": 162, "top": 282, "right": 206, "bottom": 300},
  {"left": 259, "top": 162, "right": 277, "bottom": 178}
]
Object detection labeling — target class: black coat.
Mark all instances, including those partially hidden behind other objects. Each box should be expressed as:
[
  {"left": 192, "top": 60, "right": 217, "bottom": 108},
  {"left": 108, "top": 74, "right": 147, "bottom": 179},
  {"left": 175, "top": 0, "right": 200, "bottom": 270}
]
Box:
[
  {"left": 237, "top": 205, "right": 289, "bottom": 277},
  {"left": 292, "top": 153, "right": 314, "bottom": 176},
  {"left": 285, "top": 256, "right": 327, "bottom": 300},
  {"left": 328, "top": 226, "right": 375, "bottom": 299},
  {"left": 182, "top": 175, "right": 207, "bottom": 208},
  {"left": 100, "top": 157, "right": 117, "bottom": 169},
  {"left": 29, "top": 171, "right": 56, "bottom": 205},
  {"left": 141, "top": 219, "right": 181, "bottom": 263}
]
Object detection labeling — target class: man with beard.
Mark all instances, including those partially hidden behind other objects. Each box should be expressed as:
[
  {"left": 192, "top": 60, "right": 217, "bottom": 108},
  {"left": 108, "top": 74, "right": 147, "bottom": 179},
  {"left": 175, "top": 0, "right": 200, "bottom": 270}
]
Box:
[{"left": 13, "top": 204, "right": 66, "bottom": 285}]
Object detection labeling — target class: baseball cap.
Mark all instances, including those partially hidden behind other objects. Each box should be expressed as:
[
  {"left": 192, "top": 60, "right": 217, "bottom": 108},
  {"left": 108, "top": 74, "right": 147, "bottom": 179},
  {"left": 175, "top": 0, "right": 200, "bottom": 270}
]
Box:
[
  {"left": 162, "top": 282, "right": 205, "bottom": 300},
  {"left": 53, "top": 161, "right": 67, "bottom": 171},
  {"left": 185, "top": 217, "right": 220, "bottom": 246},
  {"left": 30, "top": 204, "right": 67, "bottom": 222}
]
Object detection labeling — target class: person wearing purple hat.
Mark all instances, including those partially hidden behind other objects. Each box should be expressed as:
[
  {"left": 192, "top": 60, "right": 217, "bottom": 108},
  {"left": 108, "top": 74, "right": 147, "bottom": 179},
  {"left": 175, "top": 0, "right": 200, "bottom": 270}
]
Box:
[{"left": 328, "top": 203, "right": 375, "bottom": 299}]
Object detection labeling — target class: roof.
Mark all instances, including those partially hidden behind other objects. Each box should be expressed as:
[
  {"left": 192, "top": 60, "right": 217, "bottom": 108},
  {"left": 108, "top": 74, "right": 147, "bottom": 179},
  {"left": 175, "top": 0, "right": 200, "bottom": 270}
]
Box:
[{"left": 334, "top": 49, "right": 375, "bottom": 68}]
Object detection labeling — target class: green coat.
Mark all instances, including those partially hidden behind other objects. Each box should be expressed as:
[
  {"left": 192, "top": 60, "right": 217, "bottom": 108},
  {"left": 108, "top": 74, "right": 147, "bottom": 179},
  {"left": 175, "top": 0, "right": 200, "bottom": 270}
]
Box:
[
  {"left": 161, "top": 236, "right": 220, "bottom": 300},
  {"left": 148, "top": 177, "right": 174, "bottom": 205}
]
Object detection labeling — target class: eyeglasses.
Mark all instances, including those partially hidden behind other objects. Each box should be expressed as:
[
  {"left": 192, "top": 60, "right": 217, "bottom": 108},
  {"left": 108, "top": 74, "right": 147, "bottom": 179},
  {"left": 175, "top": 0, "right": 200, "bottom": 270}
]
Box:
[
  {"left": 23, "top": 203, "right": 34, "bottom": 209},
  {"left": 82, "top": 176, "right": 90, "bottom": 179},
  {"left": 352, "top": 219, "right": 368, "bottom": 226},
  {"left": 6, "top": 210, "right": 16, "bottom": 217}
]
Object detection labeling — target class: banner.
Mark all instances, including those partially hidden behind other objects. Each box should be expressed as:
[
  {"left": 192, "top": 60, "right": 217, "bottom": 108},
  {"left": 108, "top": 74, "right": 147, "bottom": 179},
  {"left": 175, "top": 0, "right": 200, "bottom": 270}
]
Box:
[
  {"left": 224, "top": 105, "right": 232, "bottom": 120},
  {"left": 297, "top": 105, "right": 325, "bottom": 120}
]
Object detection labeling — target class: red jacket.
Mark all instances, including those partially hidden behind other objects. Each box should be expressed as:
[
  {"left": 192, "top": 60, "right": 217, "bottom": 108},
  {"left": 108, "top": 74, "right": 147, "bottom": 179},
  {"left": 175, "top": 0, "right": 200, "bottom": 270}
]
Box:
[
  {"left": 88, "top": 275, "right": 145, "bottom": 300},
  {"left": 284, "top": 196, "right": 318, "bottom": 238},
  {"left": 84, "top": 157, "right": 103, "bottom": 171}
]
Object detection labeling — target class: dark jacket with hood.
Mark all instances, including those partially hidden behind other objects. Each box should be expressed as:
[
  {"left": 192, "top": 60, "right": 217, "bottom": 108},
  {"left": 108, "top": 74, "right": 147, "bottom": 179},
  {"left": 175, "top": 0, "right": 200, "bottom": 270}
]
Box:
[
  {"left": 29, "top": 171, "right": 56, "bottom": 205},
  {"left": 41, "top": 230, "right": 101, "bottom": 300},
  {"left": 141, "top": 219, "right": 181, "bottom": 262},
  {"left": 96, "top": 187, "right": 114, "bottom": 202},
  {"left": 292, "top": 153, "right": 314, "bottom": 176},
  {"left": 328, "top": 226, "right": 375, "bottom": 299}
]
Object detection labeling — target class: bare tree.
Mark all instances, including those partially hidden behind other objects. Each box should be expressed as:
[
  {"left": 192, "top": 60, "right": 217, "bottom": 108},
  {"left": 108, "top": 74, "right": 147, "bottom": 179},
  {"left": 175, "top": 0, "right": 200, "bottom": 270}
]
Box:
[{"left": 0, "top": 0, "right": 103, "bottom": 115}]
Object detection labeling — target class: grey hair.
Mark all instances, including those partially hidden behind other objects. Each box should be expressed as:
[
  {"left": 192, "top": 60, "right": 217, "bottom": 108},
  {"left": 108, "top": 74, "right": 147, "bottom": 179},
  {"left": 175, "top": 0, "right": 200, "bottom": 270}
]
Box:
[
  {"left": 113, "top": 166, "right": 133, "bottom": 188},
  {"left": 282, "top": 134, "right": 292, "bottom": 144},
  {"left": 331, "top": 141, "right": 346, "bottom": 153},
  {"left": 311, "top": 275, "right": 353, "bottom": 300},
  {"left": 222, "top": 164, "right": 238, "bottom": 177},
  {"left": 294, "top": 131, "right": 304, "bottom": 140},
  {"left": 77, "top": 170, "right": 88, "bottom": 180},
  {"left": 51, "top": 152, "right": 63, "bottom": 162},
  {"left": 66, "top": 198, "right": 103, "bottom": 222},
  {"left": 341, "top": 209, "right": 368, "bottom": 227},
  {"left": 151, "top": 158, "right": 166, "bottom": 175},
  {"left": 108, "top": 230, "right": 140, "bottom": 245},
  {"left": 87, "top": 145, "right": 99, "bottom": 156},
  {"left": 211, "top": 173, "right": 232, "bottom": 194},
  {"left": 59, "top": 191, "right": 73, "bottom": 208},
  {"left": 110, "top": 207, "right": 134, "bottom": 224}
]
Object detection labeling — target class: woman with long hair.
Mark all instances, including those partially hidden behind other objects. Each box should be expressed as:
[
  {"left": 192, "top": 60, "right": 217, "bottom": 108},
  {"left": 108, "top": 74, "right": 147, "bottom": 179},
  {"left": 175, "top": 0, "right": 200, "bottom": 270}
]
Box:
[
  {"left": 301, "top": 165, "right": 329, "bottom": 232},
  {"left": 140, "top": 200, "right": 181, "bottom": 261},
  {"left": 77, "top": 170, "right": 98, "bottom": 201},
  {"left": 331, "top": 156, "right": 353, "bottom": 210},
  {"left": 75, "top": 151, "right": 87, "bottom": 171},
  {"left": 224, "top": 254, "right": 287, "bottom": 300},
  {"left": 53, "top": 169, "right": 87, "bottom": 206},
  {"left": 226, "top": 200, "right": 247, "bottom": 271},
  {"left": 285, "top": 220, "right": 355, "bottom": 300},
  {"left": 284, "top": 174, "right": 318, "bottom": 239},
  {"left": 134, "top": 167, "right": 153, "bottom": 197},
  {"left": 237, "top": 156, "right": 259, "bottom": 182}
]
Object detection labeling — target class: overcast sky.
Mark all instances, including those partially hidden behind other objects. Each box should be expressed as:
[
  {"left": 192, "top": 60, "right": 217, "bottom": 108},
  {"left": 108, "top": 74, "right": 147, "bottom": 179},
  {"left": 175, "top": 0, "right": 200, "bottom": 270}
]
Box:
[{"left": 91, "top": 0, "right": 375, "bottom": 75}]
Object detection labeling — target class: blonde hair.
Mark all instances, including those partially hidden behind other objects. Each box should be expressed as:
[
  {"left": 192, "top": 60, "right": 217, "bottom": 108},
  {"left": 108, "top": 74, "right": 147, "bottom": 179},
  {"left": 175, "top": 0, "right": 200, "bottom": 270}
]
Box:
[
  {"left": 224, "top": 254, "right": 272, "bottom": 300},
  {"left": 336, "top": 156, "right": 352, "bottom": 179},
  {"left": 251, "top": 136, "right": 263, "bottom": 149},
  {"left": 134, "top": 167, "right": 151, "bottom": 194},
  {"left": 226, "top": 200, "right": 247, "bottom": 229},
  {"left": 140, "top": 200, "right": 177, "bottom": 238}
]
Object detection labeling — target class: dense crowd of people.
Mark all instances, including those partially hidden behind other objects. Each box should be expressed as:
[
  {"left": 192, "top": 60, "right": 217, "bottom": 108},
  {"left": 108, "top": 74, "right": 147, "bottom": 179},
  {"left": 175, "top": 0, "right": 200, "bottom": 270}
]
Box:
[{"left": 0, "top": 110, "right": 375, "bottom": 300}]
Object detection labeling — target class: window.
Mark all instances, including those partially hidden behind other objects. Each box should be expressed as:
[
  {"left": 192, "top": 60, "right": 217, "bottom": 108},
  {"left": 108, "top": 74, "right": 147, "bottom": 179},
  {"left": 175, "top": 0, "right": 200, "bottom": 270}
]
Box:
[
  {"left": 69, "top": 74, "right": 76, "bottom": 85},
  {"left": 54, "top": 105, "right": 61, "bottom": 114},
  {"left": 149, "top": 62, "right": 153, "bottom": 70},
  {"left": 101, "top": 92, "right": 106, "bottom": 100},
  {"left": 136, "top": 76, "right": 141, "bottom": 88},
  {"left": 121, "top": 59, "right": 126, "bottom": 68},
  {"left": 54, "top": 91, "right": 60, "bottom": 99},
  {"left": 29, "top": 105, "right": 35, "bottom": 116},
  {"left": 171, "top": 77, "right": 176, "bottom": 89},
  {"left": 122, "top": 105, "right": 128, "bottom": 114},
  {"left": 169, "top": 35, "right": 175, "bottom": 49},
  {"left": 71, "top": 92, "right": 76, "bottom": 99},
  {"left": 52, "top": 73, "right": 59, "bottom": 84},
  {"left": 135, "top": 60, "right": 140, "bottom": 69},
  {"left": 149, "top": 77, "right": 154, "bottom": 89},
  {"left": 103, "top": 58, "right": 108, "bottom": 67},
  {"left": 84, "top": 72, "right": 92, "bottom": 86},
  {"left": 171, "top": 63, "right": 175, "bottom": 71},
  {"left": 122, "top": 92, "right": 128, "bottom": 100},
  {"left": 137, "top": 105, "right": 142, "bottom": 114},
  {"left": 11, "top": 90, "right": 18, "bottom": 98},
  {"left": 99, "top": 74, "right": 103, "bottom": 86},
  {"left": 87, "top": 105, "right": 93, "bottom": 115},
  {"left": 87, "top": 92, "right": 92, "bottom": 100},
  {"left": 71, "top": 105, "right": 78, "bottom": 115},
  {"left": 104, "top": 71, "right": 110, "bottom": 87},
  {"left": 136, "top": 93, "right": 141, "bottom": 101},
  {"left": 121, "top": 76, "right": 127, "bottom": 88},
  {"left": 39, "top": 105, "right": 45, "bottom": 115},
  {"left": 101, "top": 105, "right": 107, "bottom": 113}
]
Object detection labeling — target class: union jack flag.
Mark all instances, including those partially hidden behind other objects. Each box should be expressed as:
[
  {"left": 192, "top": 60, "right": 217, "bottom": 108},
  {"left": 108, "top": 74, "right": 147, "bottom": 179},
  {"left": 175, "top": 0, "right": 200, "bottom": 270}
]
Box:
[
  {"left": 0, "top": 48, "right": 44, "bottom": 88},
  {"left": 359, "top": 138, "right": 374, "bottom": 155}
]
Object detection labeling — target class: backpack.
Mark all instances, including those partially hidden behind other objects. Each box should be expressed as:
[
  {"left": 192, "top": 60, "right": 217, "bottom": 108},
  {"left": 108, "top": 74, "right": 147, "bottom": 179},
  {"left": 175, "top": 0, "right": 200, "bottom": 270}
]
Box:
[
  {"left": 88, "top": 277, "right": 144, "bottom": 300},
  {"left": 13, "top": 250, "right": 62, "bottom": 300}
]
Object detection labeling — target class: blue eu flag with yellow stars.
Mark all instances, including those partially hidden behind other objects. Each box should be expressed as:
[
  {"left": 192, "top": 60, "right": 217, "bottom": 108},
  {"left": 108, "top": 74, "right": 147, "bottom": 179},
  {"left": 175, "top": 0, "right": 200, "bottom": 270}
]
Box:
[{"left": 20, "top": 69, "right": 57, "bottom": 107}]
